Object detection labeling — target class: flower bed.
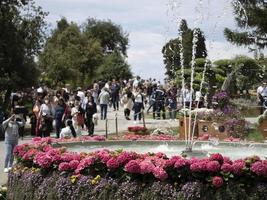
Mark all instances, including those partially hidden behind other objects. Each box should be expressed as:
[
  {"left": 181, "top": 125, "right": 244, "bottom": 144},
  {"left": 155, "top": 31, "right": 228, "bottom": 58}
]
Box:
[
  {"left": 122, "top": 133, "right": 178, "bottom": 141},
  {"left": 7, "top": 139, "right": 267, "bottom": 199},
  {"left": 127, "top": 126, "right": 149, "bottom": 135}
]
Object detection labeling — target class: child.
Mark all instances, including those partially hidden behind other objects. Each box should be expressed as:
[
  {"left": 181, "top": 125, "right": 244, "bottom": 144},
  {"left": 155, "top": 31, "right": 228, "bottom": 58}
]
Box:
[{"left": 60, "top": 119, "right": 77, "bottom": 138}]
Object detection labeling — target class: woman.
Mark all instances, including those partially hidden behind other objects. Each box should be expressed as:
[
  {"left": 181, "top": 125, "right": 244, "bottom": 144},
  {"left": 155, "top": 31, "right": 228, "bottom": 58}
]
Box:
[
  {"left": 71, "top": 99, "right": 84, "bottom": 136},
  {"left": 85, "top": 96, "right": 97, "bottom": 136},
  {"left": 60, "top": 119, "right": 76, "bottom": 138},
  {"left": 32, "top": 99, "right": 41, "bottom": 136},
  {"left": 121, "top": 88, "right": 134, "bottom": 120},
  {"left": 2, "top": 114, "right": 24, "bottom": 172},
  {"left": 133, "top": 87, "right": 144, "bottom": 124},
  {"left": 39, "top": 97, "right": 53, "bottom": 137}
]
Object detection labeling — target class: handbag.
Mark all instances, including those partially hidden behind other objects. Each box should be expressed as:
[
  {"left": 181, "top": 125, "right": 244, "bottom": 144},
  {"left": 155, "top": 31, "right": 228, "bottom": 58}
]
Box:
[{"left": 77, "top": 113, "right": 84, "bottom": 126}]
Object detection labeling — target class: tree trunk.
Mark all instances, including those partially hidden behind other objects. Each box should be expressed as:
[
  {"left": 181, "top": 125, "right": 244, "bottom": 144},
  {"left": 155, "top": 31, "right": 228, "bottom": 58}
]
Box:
[{"left": 3, "top": 88, "right": 11, "bottom": 113}]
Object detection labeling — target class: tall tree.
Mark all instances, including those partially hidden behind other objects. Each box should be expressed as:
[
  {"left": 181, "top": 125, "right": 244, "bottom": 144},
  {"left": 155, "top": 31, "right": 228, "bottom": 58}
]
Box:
[
  {"left": 224, "top": 0, "right": 267, "bottom": 53},
  {"left": 0, "top": 0, "right": 47, "bottom": 110},
  {"left": 83, "top": 18, "right": 129, "bottom": 56},
  {"left": 39, "top": 18, "right": 132, "bottom": 87}
]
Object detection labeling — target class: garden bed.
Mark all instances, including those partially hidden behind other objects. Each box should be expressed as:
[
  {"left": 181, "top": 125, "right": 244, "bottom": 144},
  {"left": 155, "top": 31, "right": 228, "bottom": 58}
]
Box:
[{"left": 6, "top": 138, "right": 267, "bottom": 199}]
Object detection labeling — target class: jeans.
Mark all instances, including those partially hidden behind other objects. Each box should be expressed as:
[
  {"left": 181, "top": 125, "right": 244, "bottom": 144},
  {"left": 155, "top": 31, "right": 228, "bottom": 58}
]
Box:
[
  {"left": 112, "top": 94, "right": 119, "bottom": 110},
  {"left": 100, "top": 104, "right": 108, "bottom": 120},
  {"left": 134, "top": 103, "right": 143, "bottom": 121},
  {"left": 86, "top": 117, "right": 94, "bottom": 136},
  {"left": 55, "top": 119, "right": 63, "bottom": 138},
  {"left": 155, "top": 101, "right": 166, "bottom": 119},
  {"left": 169, "top": 109, "right": 177, "bottom": 120},
  {"left": 5, "top": 142, "right": 17, "bottom": 168}
]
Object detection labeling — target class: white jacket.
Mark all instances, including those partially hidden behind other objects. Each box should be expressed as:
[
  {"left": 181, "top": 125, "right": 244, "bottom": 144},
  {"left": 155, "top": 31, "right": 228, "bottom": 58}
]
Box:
[{"left": 121, "top": 94, "right": 134, "bottom": 110}]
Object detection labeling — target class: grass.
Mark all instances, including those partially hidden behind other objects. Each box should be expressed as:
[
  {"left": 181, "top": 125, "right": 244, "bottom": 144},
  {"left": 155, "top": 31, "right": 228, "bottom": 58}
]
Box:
[{"left": 246, "top": 128, "right": 265, "bottom": 143}]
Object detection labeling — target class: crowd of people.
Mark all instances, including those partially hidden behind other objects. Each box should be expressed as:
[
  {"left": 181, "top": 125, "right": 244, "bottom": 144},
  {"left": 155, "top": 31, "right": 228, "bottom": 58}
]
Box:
[{"left": 1, "top": 76, "right": 267, "bottom": 173}]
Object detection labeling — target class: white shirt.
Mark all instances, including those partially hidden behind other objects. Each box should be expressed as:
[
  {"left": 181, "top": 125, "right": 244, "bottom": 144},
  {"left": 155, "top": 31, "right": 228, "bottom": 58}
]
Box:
[
  {"left": 60, "top": 126, "right": 72, "bottom": 138},
  {"left": 182, "top": 89, "right": 194, "bottom": 102},
  {"left": 40, "top": 104, "right": 51, "bottom": 116},
  {"left": 77, "top": 91, "right": 85, "bottom": 101},
  {"left": 257, "top": 86, "right": 267, "bottom": 97},
  {"left": 195, "top": 91, "right": 202, "bottom": 101}
]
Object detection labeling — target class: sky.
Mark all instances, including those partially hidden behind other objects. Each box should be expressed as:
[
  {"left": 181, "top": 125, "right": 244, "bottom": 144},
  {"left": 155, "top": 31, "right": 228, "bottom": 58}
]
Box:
[{"left": 35, "top": 0, "right": 267, "bottom": 81}]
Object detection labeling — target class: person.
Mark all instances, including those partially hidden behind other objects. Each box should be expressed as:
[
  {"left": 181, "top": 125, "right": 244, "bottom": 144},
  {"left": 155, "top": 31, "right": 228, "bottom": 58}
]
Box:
[
  {"left": 71, "top": 99, "right": 84, "bottom": 136},
  {"left": 60, "top": 119, "right": 76, "bottom": 138},
  {"left": 154, "top": 85, "right": 166, "bottom": 119},
  {"left": 39, "top": 97, "right": 53, "bottom": 137},
  {"left": 110, "top": 79, "right": 120, "bottom": 111},
  {"left": 0, "top": 106, "right": 4, "bottom": 140},
  {"left": 133, "top": 87, "right": 144, "bottom": 124},
  {"left": 182, "top": 85, "right": 194, "bottom": 108},
  {"left": 98, "top": 87, "right": 110, "bottom": 120},
  {"left": 13, "top": 99, "right": 27, "bottom": 139},
  {"left": 32, "top": 99, "right": 41, "bottom": 136},
  {"left": 2, "top": 114, "right": 24, "bottom": 172},
  {"left": 85, "top": 96, "right": 97, "bottom": 136},
  {"left": 257, "top": 82, "right": 267, "bottom": 114},
  {"left": 195, "top": 91, "right": 204, "bottom": 108},
  {"left": 54, "top": 98, "right": 66, "bottom": 138},
  {"left": 166, "top": 90, "right": 177, "bottom": 120},
  {"left": 121, "top": 88, "right": 134, "bottom": 120}
]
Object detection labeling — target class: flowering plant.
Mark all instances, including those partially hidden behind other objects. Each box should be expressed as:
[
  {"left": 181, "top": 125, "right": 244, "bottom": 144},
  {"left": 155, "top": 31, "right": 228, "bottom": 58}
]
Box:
[
  {"left": 12, "top": 138, "right": 267, "bottom": 191},
  {"left": 127, "top": 126, "right": 148, "bottom": 135},
  {"left": 212, "top": 91, "right": 229, "bottom": 110}
]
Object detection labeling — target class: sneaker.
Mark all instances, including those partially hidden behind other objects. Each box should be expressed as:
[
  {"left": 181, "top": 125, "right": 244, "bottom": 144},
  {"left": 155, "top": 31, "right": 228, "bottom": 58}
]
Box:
[
  {"left": 4, "top": 168, "right": 9, "bottom": 173},
  {"left": 134, "top": 121, "right": 137, "bottom": 124},
  {"left": 8, "top": 167, "right": 12, "bottom": 171}
]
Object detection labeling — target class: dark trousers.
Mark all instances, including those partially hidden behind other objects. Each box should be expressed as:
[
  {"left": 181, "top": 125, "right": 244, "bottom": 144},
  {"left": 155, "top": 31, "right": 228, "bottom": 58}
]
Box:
[
  {"left": 112, "top": 94, "right": 119, "bottom": 110},
  {"left": 55, "top": 119, "right": 63, "bottom": 138},
  {"left": 86, "top": 117, "right": 94, "bottom": 136},
  {"left": 124, "top": 108, "right": 130, "bottom": 118},
  {"left": 134, "top": 103, "right": 143, "bottom": 121},
  {"left": 155, "top": 101, "right": 166, "bottom": 119},
  {"left": 100, "top": 104, "right": 108, "bottom": 120},
  {"left": 18, "top": 126, "right": 24, "bottom": 139}
]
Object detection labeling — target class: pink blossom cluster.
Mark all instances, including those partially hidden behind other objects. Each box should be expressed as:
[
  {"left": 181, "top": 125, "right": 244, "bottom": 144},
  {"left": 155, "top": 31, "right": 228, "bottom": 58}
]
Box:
[
  {"left": 251, "top": 161, "right": 267, "bottom": 177},
  {"left": 128, "top": 126, "right": 147, "bottom": 132},
  {"left": 123, "top": 133, "right": 178, "bottom": 141},
  {"left": 32, "top": 136, "right": 106, "bottom": 144}
]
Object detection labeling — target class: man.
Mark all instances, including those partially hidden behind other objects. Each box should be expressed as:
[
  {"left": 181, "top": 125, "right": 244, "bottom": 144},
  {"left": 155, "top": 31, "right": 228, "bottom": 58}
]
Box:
[
  {"left": 98, "top": 87, "right": 110, "bottom": 120},
  {"left": 110, "top": 79, "right": 120, "bottom": 111},
  {"left": 2, "top": 114, "right": 24, "bottom": 172},
  {"left": 154, "top": 85, "right": 166, "bottom": 119},
  {"left": 257, "top": 82, "right": 267, "bottom": 114}
]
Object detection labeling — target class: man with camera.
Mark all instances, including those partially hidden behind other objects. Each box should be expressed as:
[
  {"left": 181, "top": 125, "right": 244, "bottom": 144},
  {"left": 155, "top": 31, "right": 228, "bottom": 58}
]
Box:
[
  {"left": 2, "top": 113, "right": 24, "bottom": 173},
  {"left": 257, "top": 82, "right": 267, "bottom": 114}
]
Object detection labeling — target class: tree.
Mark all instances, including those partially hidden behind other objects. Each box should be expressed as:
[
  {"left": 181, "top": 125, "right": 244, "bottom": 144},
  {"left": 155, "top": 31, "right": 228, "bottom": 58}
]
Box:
[
  {"left": 96, "top": 52, "right": 132, "bottom": 81},
  {"left": 162, "top": 19, "right": 207, "bottom": 79},
  {"left": 224, "top": 0, "right": 267, "bottom": 52},
  {"left": 0, "top": 0, "right": 47, "bottom": 110},
  {"left": 83, "top": 18, "right": 129, "bottom": 56},
  {"left": 39, "top": 18, "right": 132, "bottom": 87}
]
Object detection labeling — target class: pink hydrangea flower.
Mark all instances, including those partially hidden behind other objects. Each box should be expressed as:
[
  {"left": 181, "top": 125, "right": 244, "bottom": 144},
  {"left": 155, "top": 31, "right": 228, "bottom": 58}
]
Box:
[
  {"left": 174, "top": 158, "right": 188, "bottom": 169},
  {"left": 251, "top": 161, "right": 267, "bottom": 177},
  {"left": 212, "top": 176, "right": 223, "bottom": 188},
  {"left": 190, "top": 160, "right": 207, "bottom": 172},
  {"left": 153, "top": 167, "right": 168, "bottom": 181},
  {"left": 117, "top": 152, "right": 137, "bottom": 165},
  {"left": 231, "top": 160, "right": 245, "bottom": 175},
  {"left": 206, "top": 161, "right": 221, "bottom": 172},
  {"left": 221, "top": 163, "right": 233, "bottom": 173},
  {"left": 59, "top": 162, "right": 70, "bottom": 171},
  {"left": 69, "top": 160, "right": 80, "bottom": 170},
  {"left": 125, "top": 160, "right": 141, "bottom": 174},
  {"left": 34, "top": 152, "right": 53, "bottom": 168},
  {"left": 107, "top": 158, "right": 120, "bottom": 169},
  {"left": 223, "top": 156, "right": 233, "bottom": 165},
  {"left": 75, "top": 156, "right": 95, "bottom": 174},
  {"left": 140, "top": 160, "right": 155, "bottom": 174},
  {"left": 210, "top": 153, "right": 224, "bottom": 163}
]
